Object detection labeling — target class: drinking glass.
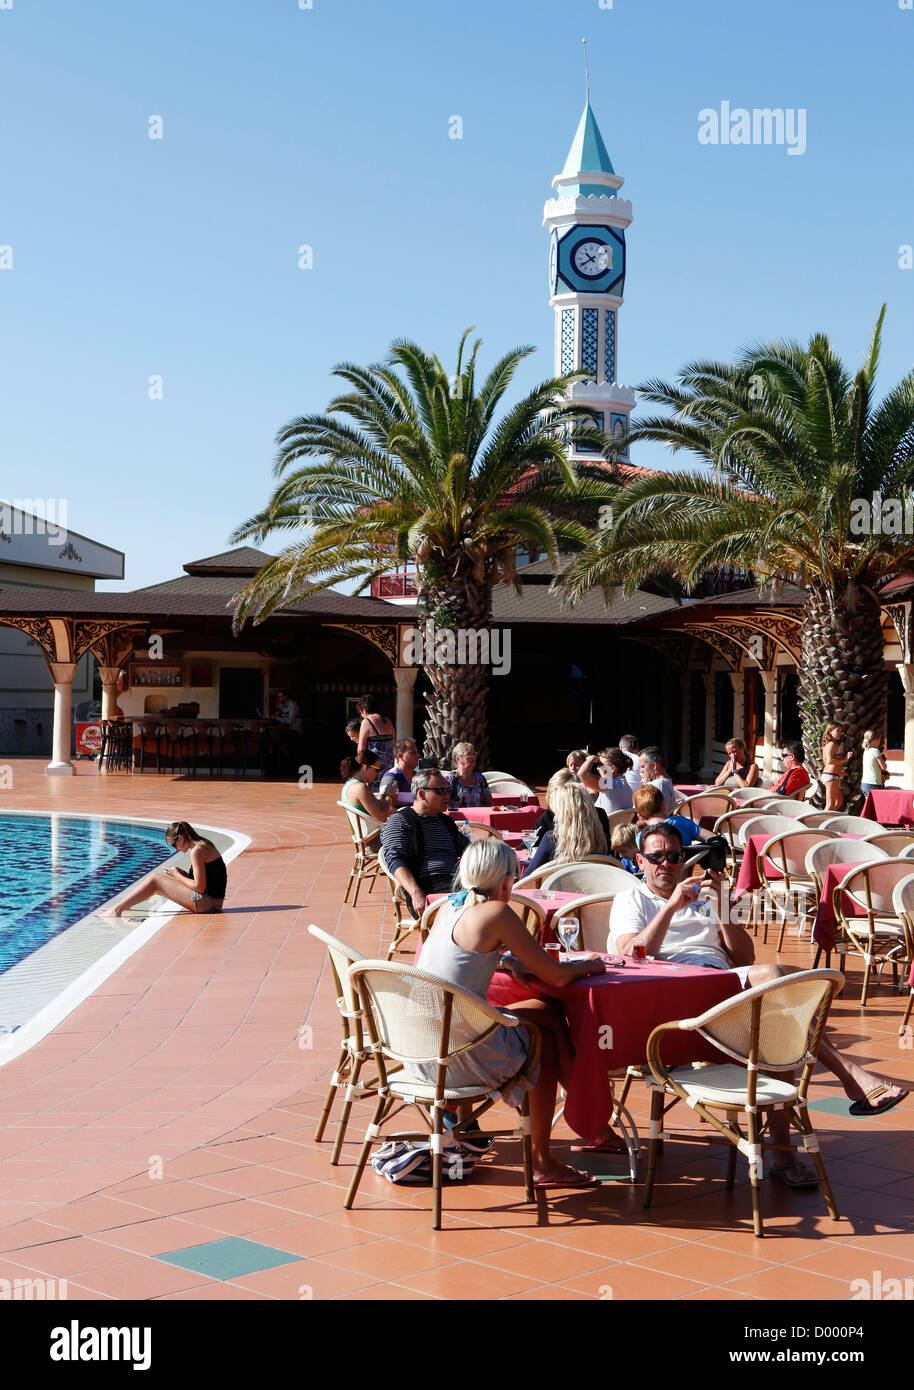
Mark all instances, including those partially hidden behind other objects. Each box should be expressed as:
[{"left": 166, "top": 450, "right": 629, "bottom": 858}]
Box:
[
  {"left": 557, "top": 915, "right": 580, "bottom": 954},
  {"left": 521, "top": 831, "right": 537, "bottom": 853}
]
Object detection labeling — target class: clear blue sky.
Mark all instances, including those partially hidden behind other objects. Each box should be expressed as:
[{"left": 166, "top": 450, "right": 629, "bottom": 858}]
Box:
[{"left": 2, "top": 0, "right": 912, "bottom": 591}]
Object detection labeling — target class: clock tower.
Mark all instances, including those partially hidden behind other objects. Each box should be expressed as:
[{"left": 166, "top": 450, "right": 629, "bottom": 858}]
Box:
[{"left": 544, "top": 100, "right": 634, "bottom": 458}]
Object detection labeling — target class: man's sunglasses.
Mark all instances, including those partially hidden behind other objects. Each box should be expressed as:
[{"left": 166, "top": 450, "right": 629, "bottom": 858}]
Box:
[
  {"left": 640, "top": 850, "right": 685, "bottom": 865},
  {"left": 424, "top": 785, "right": 450, "bottom": 796}
]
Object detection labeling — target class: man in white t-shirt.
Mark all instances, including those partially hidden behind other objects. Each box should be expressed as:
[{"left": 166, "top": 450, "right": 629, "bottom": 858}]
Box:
[
  {"left": 638, "top": 746, "right": 675, "bottom": 815},
  {"left": 609, "top": 823, "right": 909, "bottom": 1183}
]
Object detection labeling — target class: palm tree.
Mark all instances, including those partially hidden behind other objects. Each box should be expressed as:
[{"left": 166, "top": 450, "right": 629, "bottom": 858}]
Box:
[
  {"left": 561, "top": 308, "right": 914, "bottom": 798},
  {"left": 231, "top": 332, "right": 614, "bottom": 764}
]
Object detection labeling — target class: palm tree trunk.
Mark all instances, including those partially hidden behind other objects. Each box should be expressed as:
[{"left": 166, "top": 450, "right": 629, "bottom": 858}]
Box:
[
  {"left": 798, "top": 582, "right": 885, "bottom": 805},
  {"left": 419, "top": 569, "right": 493, "bottom": 768}
]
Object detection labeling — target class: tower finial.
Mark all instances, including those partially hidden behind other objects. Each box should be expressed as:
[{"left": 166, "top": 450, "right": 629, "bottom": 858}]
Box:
[{"left": 582, "top": 37, "right": 590, "bottom": 103}]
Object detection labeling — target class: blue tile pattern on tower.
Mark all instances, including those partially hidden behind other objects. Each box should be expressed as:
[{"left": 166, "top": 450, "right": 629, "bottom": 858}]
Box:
[
  {"left": 560, "top": 309, "right": 575, "bottom": 375},
  {"left": 581, "top": 309, "right": 598, "bottom": 382}
]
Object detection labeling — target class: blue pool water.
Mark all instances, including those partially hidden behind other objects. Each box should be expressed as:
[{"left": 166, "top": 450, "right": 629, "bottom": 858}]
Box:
[{"left": 0, "top": 814, "right": 173, "bottom": 974}]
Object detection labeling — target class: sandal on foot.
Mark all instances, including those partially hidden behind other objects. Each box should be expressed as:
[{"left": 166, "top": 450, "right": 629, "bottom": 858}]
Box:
[
  {"left": 570, "top": 1134, "right": 628, "bottom": 1154},
  {"left": 533, "top": 1164, "right": 596, "bottom": 1189},
  {"left": 770, "top": 1163, "right": 820, "bottom": 1190},
  {"left": 848, "top": 1084, "right": 909, "bottom": 1117}
]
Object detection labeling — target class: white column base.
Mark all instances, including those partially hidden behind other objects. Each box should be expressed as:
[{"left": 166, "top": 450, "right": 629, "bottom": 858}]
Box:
[{"left": 45, "top": 761, "right": 75, "bottom": 777}]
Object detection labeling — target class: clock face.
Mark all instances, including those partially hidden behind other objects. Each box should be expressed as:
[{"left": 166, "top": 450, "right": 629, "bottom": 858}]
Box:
[{"left": 572, "top": 239, "right": 612, "bottom": 278}]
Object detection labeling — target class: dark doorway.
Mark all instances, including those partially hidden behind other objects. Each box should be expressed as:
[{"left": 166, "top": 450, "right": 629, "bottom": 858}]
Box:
[{"left": 219, "top": 667, "right": 264, "bottom": 718}]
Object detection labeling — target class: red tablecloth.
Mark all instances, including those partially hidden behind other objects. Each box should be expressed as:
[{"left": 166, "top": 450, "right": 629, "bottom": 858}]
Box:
[
  {"left": 812, "top": 861, "right": 868, "bottom": 952},
  {"left": 490, "top": 792, "right": 540, "bottom": 808},
  {"left": 862, "top": 789, "right": 914, "bottom": 826},
  {"left": 733, "top": 833, "right": 785, "bottom": 896},
  {"left": 674, "top": 784, "right": 710, "bottom": 800},
  {"left": 489, "top": 960, "right": 740, "bottom": 1137},
  {"left": 449, "top": 806, "right": 541, "bottom": 831}
]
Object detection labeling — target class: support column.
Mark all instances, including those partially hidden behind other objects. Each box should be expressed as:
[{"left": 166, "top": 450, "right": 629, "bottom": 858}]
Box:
[
  {"left": 47, "top": 662, "right": 77, "bottom": 776},
  {"left": 759, "top": 670, "right": 779, "bottom": 782},
  {"left": 896, "top": 664, "right": 914, "bottom": 789},
  {"left": 729, "top": 670, "right": 745, "bottom": 743},
  {"left": 700, "top": 673, "right": 716, "bottom": 781},
  {"left": 98, "top": 665, "right": 120, "bottom": 722},
  {"left": 393, "top": 666, "right": 418, "bottom": 741}
]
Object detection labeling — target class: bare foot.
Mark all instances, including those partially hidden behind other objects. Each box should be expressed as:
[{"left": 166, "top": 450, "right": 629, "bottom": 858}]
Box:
[{"left": 98, "top": 904, "right": 124, "bottom": 919}]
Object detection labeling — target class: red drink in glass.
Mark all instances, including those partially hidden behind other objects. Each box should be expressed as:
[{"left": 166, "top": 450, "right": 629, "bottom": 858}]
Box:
[{"left": 631, "top": 942, "right": 646, "bottom": 962}]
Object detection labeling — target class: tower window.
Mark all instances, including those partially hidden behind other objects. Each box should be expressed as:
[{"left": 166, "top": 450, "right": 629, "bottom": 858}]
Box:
[
  {"left": 560, "top": 310, "right": 575, "bottom": 375},
  {"left": 581, "top": 309, "right": 598, "bottom": 382}
]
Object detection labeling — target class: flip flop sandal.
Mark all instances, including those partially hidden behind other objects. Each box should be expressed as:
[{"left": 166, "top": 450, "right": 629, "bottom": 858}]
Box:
[
  {"left": 533, "top": 1165, "right": 597, "bottom": 1189},
  {"left": 848, "top": 1085, "right": 909, "bottom": 1117},
  {"left": 570, "top": 1135, "right": 629, "bottom": 1154},
  {"left": 770, "top": 1164, "right": 820, "bottom": 1190}
]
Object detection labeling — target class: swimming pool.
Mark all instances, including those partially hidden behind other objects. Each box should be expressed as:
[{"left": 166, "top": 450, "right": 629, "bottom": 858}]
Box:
[
  {"left": 0, "top": 810, "right": 249, "bottom": 1064},
  {"left": 0, "top": 813, "right": 173, "bottom": 974}
]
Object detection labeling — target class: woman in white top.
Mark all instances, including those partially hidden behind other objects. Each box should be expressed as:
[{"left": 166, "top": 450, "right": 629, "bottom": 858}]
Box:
[
  {"left": 415, "top": 839, "right": 625, "bottom": 1184},
  {"left": 861, "top": 730, "right": 887, "bottom": 798}
]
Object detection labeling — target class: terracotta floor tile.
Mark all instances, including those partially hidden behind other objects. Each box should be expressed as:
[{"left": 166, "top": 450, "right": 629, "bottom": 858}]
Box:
[
  {"left": 318, "top": 1237, "right": 458, "bottom": 1280},
  {"left": 722, "top": 1265, "right": 852, "bottom": 1299},
  {"left": 631, "top": 1241, "right": 775, "bottom": 1285},
  {"left": 396, "top": 1262, "right": 542, "bottom": 1300},
  {"left": 477, "top": 1240, "right": 610, "bottom": 1283},
  {"left": 180, "top": 1199, "right": 301, "bottom": 1236},
  {"left": 785, "top": 1242, "right": 914, "bottom": 1284},
  {"left": 77, "top": 1257, "right": 218, "bottom": 1298},
  {"left": 99, "top": 1216, "right": 239, "bottom": 1257},
  {"left": 243, "top": 1216, "right": 379, "bottom": 1259},
  {"left": 45, "top": 1197, "right": 161, "bottom": 1235},
  {"left": 557, "top": 1263, "right": 706, "bottom": 1299},
  {"left": 7, "top": 1236, "right": 136, "bottom": 1278},
  {"left": 229, "top": 1257, "right": 379, "bottom": 1300}
]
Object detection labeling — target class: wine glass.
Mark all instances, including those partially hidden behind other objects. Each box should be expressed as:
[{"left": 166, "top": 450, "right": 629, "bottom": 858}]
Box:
[
  {"left": 521, "top": 830, "right": 537, "bottom": 854},
  {"left": 556, "top": 915, "right": 580, "bottom": 955}
]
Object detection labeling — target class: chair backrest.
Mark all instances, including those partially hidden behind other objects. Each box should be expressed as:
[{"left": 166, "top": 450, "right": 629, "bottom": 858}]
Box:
[
  {"left": 714, "top": 807, "right": 775, "bottom": 842},
  {"left": 308, "top": 924, "right": 366, "bottom": 1027},
  {"left": 727, "top": 787, "right": 774, "bottom": 804},
  {"left": 760, "top": 830, "right": 837, "bottom": 885},
  {"left": 482, "top": 771, "right": 515, "bottom": 785},
  {"left": 348, "top": 960, "right": 509, "bottom": 1064},
  {"left": 820, "top": 815, "right": 884, "bottom": 837},
  {"left": 337, "top": 800, "right": 380, "bottom": 847},
  {"left": 842, "top": 859, "right": 914, "bottom": 919},
  {"left": 737, "top": 814, "right": 802, "bottom": 846},
  {"left": 514, "top": 862, "right": 560, "bottom": 889},
  {"left": 891, "top": 874, "right": 914, "bottom": 952},
  {"left": 484, "top": 778, "right": 534, "bottom": 797},
  {"left": 804, "top": 837, "right": 888, "bottom": 888},
  {"left": 541, "top": 862, "right": 632, "bottom": 896},
  {"left": 551, "top": 890, "right": 629, "bottom": 953},
  {"left": 753, "top": 796, "right": 804, "bottom": 815},
  {"left": 673, "top": 793, "right": 734, "bottom": 822},
  {"left": 465, "top": 822, "right": 504, "bottom": 842},
  {"left": 420, "top": 892, "right": 546, "bottom": 940},
  {"left": 793, "top": 808, "right": 841, "bottom": 828},
  {"left": 685, "top": 969, "right": 844, "bottom": 1071},
  {"left": 604, "top": 808, "right": 636, "bottom": 837},
  {"left": 865, "top": 831, "right": 914, "bottom": 857}
]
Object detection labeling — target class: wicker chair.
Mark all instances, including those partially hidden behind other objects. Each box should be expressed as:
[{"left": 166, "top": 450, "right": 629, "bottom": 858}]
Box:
[
  {"left": 713, "top": 807, "right": 780, "bottom": 877},
  {"left": 867, "top": 831, "right": 914, "bottom": 856},
  {"left": 835, "top": 860, "right": 914, "bottom": 1006},
  {"left": 642, "top": 969, "right": 845, "bottom": 1236},
  {"left": 893, "top": 877, "right": 914, "bottom": 1039},
  {"left": 338, "top": 801, "right": 384, "bottom": 907},
  {"left": 793, "top": 808, "right": 847, "bottom": 828},
  {"left": 419, "top": 893, "right": 546, "bottom": 942},
  {"left": 727, "top": 787, "right": 775, "bottom": 805},
  {"left": 604, "top": 808, "right": 637, "bottom": 837},
  {"left": 804, "top": 839, "right": 889, "bottom": 968},
  {"left": 754, "top": 829, "right": 837, "bottom": 950},
  {"left": 344, "top": 960, "right": 540, "bottom": 1229},
  {"left": 482, "top": 778, "right": 535, "bottom": 799},
  {"left": 376, "top": 846, "right": 422, "bottom": 960},
  {"left": 307, "top": 925, "right": 392, "bottom": 1165},
  {"left": 820, "top": 814, "right": 887, "bottom": 838},
  {"left": 673, "top": 792, "right": 734, "bottom": 822},
  {"left": 545, "top": 889, "right": 632, "bottom": 953},
  {"left": 540, "top": 862, "right": 632, "bottom": 897}
]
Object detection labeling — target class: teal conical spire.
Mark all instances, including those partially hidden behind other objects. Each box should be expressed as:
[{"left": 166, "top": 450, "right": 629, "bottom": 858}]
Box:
[{"left": 556, "top": 102, "right": 618, "bottom": 196}]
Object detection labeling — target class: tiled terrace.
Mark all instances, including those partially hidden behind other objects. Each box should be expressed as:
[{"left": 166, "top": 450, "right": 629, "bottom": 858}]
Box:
[{"left": 0, "top": 761, "right": 911, "bottom": 1300}]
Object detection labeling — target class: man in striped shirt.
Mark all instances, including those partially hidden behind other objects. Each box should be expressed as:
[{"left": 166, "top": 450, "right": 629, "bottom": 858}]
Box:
[{"left": 380, "top": 766, "right": 467, "bottom": 917}]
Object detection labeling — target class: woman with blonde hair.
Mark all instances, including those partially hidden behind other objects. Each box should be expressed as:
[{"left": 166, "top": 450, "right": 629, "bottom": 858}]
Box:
[
  {"left": 446, "top": 741, "right": 493, "bottom": 809},
  {"left": 861, "top": 729, "right": 887, "bottom": 800},
  {"left": 413, "top": 838, "right": 621, "bottom": 1185},
  {"left": 525, "top": 780, "right": 609, "bottom": 875}
]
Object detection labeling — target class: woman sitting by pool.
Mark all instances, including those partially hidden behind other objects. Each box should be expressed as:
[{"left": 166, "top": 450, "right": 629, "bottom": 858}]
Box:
[{"left": 101, "top": 821, "right": 227, "bottom": 918}]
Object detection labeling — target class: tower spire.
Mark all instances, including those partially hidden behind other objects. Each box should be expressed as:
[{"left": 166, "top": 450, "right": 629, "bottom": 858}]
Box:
[{"left": 582, "top": 37, "right": 590, "bottom": 104}]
